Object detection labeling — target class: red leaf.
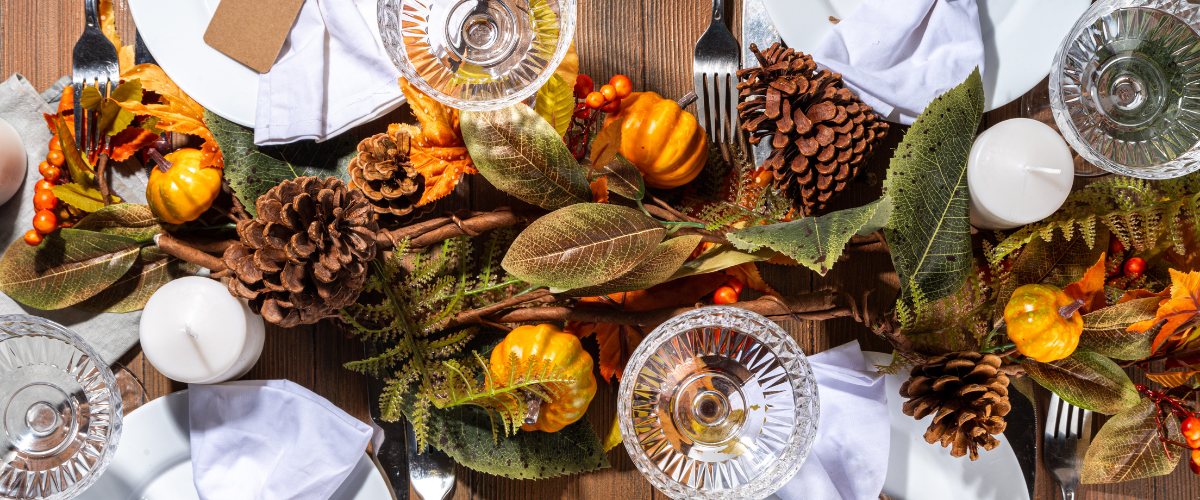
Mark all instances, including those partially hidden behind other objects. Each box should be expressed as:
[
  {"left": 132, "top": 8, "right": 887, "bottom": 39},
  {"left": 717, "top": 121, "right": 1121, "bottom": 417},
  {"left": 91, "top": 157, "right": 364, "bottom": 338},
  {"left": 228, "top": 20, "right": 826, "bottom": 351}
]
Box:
[{"left": 109, "top": 127, "right": 158, "bottom": 162}]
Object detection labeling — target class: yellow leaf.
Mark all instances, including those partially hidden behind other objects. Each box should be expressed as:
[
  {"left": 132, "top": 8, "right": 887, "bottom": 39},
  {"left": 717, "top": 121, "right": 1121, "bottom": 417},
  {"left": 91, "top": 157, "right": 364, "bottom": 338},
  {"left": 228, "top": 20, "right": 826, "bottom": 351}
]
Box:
[
  {"left": 603, "top": 414, "right": 622, "bottom": 452},
  {"left": 535, "top": 73, "right": 574, "bottom": 136},
  {"left": 1146, "top": 369, "right": 1200, "bottom": 388},
  {"left": 99, "top": 0, "right": 121, "bottom": 50},
  {"left": 555, "top": 41, "right": 579, "bottom": 90}
]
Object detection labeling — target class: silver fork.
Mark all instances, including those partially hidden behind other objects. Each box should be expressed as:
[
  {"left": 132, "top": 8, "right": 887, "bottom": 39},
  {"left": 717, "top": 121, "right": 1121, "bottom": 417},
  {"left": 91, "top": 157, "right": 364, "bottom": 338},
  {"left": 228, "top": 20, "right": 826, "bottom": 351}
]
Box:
[
  {"left": 1043, "top": 393, "right": 1094, "bottom": 500},
  {"left": 693, "top": 0, "right": 740, "bottom": 145},
  {"left": 72, "top": 0, "right": 121, "bottom": 156}
]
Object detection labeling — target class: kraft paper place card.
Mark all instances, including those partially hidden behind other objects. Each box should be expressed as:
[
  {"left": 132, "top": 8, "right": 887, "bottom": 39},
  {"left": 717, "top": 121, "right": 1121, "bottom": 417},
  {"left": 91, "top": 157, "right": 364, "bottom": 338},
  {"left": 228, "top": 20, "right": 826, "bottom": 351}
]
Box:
[{"left": 203, "top": 0, "right": 307, "bottom": 73}]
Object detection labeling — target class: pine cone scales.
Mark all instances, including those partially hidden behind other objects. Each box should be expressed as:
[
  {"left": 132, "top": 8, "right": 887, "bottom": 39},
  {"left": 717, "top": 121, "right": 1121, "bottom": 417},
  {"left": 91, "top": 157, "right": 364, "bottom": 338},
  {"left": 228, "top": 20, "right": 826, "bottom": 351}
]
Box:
[
  {"left": 737, "top": 42, "right": 889, "bottom": 215},
  {"left": 899, "top": 351, "right": 1012, "bottom": 461},
  {"left": 348, "top": 129, "right": 424, "bottom": 218},
  {"left": 223, "top": 177, "right": 380, "bottom": 328}
]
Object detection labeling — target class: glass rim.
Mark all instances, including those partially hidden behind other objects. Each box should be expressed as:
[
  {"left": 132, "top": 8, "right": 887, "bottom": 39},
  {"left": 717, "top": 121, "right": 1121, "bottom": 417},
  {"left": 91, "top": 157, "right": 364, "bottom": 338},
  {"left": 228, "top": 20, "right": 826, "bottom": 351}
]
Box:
[
  {"left": 378, "top": 0, "right": 579, "bottom": 111},
  {"left": 617, "top": 306, "right": 819, "bottom": 500}
]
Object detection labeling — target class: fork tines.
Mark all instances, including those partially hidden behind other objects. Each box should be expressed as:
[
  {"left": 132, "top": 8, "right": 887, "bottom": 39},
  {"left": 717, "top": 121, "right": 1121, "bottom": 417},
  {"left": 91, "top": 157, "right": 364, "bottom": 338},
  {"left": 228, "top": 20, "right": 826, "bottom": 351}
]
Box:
[{"left": 1045, "top": 393, "right": 1094, "bottom": 442}]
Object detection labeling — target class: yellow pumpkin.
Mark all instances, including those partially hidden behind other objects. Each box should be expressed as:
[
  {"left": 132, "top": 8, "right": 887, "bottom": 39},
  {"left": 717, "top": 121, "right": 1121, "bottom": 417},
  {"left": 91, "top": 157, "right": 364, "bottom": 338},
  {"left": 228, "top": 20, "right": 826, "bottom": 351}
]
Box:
[
  {"left": 1003, "top": 284, "right": 1084, "bottom": 363},
  {"left": 597, "top": 92, "right": 708, "bottom": 188},
  {"left": 489, "top": 324, "right": 597, "bottom": 433},
  {"left": 146, "top": 148, "right": 223, "bottom": 224}
]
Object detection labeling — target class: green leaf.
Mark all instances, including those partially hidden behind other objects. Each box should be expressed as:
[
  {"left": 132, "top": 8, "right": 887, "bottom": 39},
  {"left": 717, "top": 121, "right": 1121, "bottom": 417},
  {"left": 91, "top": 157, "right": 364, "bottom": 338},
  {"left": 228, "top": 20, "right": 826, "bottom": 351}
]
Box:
[
  {"left": 1082, "top": 397, "right": 1182, "bottom": 484},
  {"left": 565, "top": 235, "right": 702, "bottom": 296},
  {"left": 461, "top": 103, "right": 592, "bottom": 210},
  {"left": 414, "top": 402, "right": 609, "bottom": 479},
  {"left": 884, "top": 68, "right": 983, "bottom": 306},
  {"left": 503, "top": 203, "right": 664, "bottom": 289},
  {"left": 0, "top": 228, "right": 139, "bottom": 310},
  {"left": 52, "top": 183, "right": 118, "bottom": 213},
  {"left": 1080, "top": 298, "right": 1163, "bottom": 360},
  {"left": 97, "top": 79, "right": 142, "bottom": 136},
  {"left": 55, "top": 118, "right": 94, "bottom": 185},
  {"left": 668, "top": 244, "right": 776, "bottom": 281},
  {"left": 534, "top": 73, "right": 575, "bottom": 137},
  {"left": 72, "top": 204, "right": 162, "bottom": 243},
  {"left": 728, "top": 196, "right": 892, "bottom": 276},
  {"left": 75, "top": 246, "right": 199, "bottom": 313},
  {"left": 1025, "top": 349, "right": 1140, "bottom": 415},
  {"left": 595, "top": 154, "right": 644, "bottom": 201},
  {"left": 207, "top": 110, "right": 357, "bottom": 217}
]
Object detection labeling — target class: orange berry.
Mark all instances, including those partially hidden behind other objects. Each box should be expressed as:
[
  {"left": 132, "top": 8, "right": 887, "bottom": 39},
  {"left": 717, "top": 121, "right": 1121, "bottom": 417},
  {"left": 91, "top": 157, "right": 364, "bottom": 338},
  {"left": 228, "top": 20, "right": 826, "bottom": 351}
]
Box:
[
  {"left": 600, "top": 84, "right": 617, "bottom": 101},
  {"left": 610, "top": 75, "right": 632, "bottom": 99},
  {"left": 724, "top": 276, "right": 744, "bottom": 294},
  {"left": 1124, "top": 257, "right": 1146, "bottom": 279},
  {"left": 713, "top": 286, "right": 739, "bottom": 305},
  {"left": 46, "top": 150, "right": 65, "bottom": 168},
  {"left": 1191, "top": 449, "right": 1200, "bottom": 475},
  {"left": 601, "top": 98, "right": 621, "bottom": 114},
  {"left": 38, "top": 161, "right": 53, "bottom": 177},
  {"left": 585, "top": 92, "right": 606, "bottom": 109},
  {"left": 48, "top": 136, "right": 62, "bottom": 151},
  {"left": 22, "top": 229, "right": 42, "bottom": 246},
  {"left": 35, "top": 179, "right": 55, "bottom": 192},
  {"left": 33, "top": 210, "right": 57, "bottom": 234},
  {"left": 32, "top": 190, "right": 57, "bottom": 211},
  {"left": 41, "top": 166, "right": 60, "bottom": 182}
]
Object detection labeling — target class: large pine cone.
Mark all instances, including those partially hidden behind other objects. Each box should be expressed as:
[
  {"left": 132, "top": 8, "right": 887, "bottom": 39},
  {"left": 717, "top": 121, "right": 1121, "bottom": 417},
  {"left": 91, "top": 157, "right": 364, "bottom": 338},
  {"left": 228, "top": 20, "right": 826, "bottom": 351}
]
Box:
[
  {"left": 737, "top": 42, "right": 889, "bottom": 216},
  {"left": 348, "top": 128, "right": 424, "bottom": 219},
  {"left": 223, "top": 177, "right": 380, "bottom": 328},
  {"left": 899, "top": 351, "right": 1011, "bottom": 461}
]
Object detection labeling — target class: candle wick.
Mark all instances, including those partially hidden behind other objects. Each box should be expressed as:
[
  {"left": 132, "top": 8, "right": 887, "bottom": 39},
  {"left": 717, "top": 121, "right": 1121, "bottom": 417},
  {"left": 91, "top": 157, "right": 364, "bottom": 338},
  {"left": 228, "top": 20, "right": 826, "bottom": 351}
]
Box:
[
  {"left": 183, "top": 324, "right": 198, "bottom": 340},
  {"left": 1023, "top": 165, "right": 1063, "bottom": 175}
]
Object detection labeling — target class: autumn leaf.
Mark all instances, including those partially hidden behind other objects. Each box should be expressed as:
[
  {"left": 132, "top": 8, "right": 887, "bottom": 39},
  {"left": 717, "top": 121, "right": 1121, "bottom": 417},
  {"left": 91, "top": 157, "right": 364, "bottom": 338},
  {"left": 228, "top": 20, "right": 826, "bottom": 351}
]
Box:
[
  {"left": 1145, "top": 367, "right": 1200, "bottom": 388},
  {"left": 567, "top": 273, "right": 729, "bottom": 381},
  {"left": 394, "top": 81, "right": 477, "bottom": 206},
  {"left": 1119, "top": 287, "right": 1170, "bottom": 304},
  {"left": 724, "top": 262, "right": 779, "bottom": 297},
  {"left": 109, "top": 126, "right": 159, "bottom": 162},
  {"left": 590, "top": 176, "right": 609, "bottom": 204},
  {"left": 1065, "top": 253, "right": 1108, "bottom": 314},
  {"left": 116, "top": 65, "right": 221, "bottom": 168},
  {"left": 398, "top": 78, "right": 465, "bottom": 148},
  {"left": 1128, "top": 269, "right": 1200, "bottom": 353}
]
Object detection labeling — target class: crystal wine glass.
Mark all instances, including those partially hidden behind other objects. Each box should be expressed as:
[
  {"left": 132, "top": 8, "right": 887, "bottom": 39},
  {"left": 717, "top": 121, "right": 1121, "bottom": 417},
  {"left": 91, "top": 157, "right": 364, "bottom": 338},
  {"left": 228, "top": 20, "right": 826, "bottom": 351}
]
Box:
[
  {"left": 618, "top": 307, "right": 818, "bottom": 500},
  {"left": 0, "top": 315, "right": 122, "bottom": 499},
  {"left": 377, "top": 0, "right": 576, "bottom": 110},
  {"left": 1050, "top": 0, "right": 1200, "bottom": 179}
]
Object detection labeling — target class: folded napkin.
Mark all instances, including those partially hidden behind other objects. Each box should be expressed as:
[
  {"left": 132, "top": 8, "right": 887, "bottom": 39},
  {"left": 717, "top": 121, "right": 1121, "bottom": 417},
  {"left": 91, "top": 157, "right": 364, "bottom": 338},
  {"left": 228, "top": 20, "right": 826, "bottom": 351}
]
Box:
[
  {"left": 0, "top": 74, "right": 149, "bottom": 365},
  {"left": 775, "top": 341, "right": 889, "bottom": 500},
  {"left": 189, "top": 380, "right": 373, "bottom": 500},
  {"left": 811, "top": 0, "right": 984, "bottom": 125},
  {"left": 254, "top": 0, "right": 404, "bottom": 146}
]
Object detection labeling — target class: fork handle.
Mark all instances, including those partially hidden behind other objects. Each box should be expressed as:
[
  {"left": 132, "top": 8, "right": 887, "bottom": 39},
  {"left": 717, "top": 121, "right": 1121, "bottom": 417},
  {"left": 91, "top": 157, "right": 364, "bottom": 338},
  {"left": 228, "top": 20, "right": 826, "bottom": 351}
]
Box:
[
  {"left": 709, "top": 0, "right": 725, "bottom": 23},
  {"left": 84, "top": 0, "right": 99, "bottom": 27},
  {"left": 1060, "top": 485, "right": 1076, "bottom": 500}
]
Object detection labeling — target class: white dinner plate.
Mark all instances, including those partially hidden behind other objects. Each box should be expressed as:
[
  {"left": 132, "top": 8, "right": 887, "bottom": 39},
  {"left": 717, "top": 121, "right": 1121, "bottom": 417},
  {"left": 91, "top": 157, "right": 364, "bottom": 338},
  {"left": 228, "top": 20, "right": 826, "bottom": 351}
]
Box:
[
  {"left": 761, "top": 0, "right": 1090, "bottom": 112},
  {"left": 127, "top": 0, "right": 400, "bottom": 127},
  {"left": 76, "top": 391, "right": 393, "bottom": 500}
]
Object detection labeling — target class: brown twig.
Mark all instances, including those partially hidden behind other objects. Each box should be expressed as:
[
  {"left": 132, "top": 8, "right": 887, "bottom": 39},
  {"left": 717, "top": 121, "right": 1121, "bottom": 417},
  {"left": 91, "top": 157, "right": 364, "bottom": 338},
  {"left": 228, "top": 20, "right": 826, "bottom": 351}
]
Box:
[
  {"left": 480, "top": 291, "right": 847, "bottom": 327},
  {"left": 447, "top": 288, "right": 559, "bottom": 327},
  {"left": 169, "top": 233, "right": 239, "bottom": 254},
  {"left": 96, "top": 153, "right": 113, "bottom": 206},
  {"left": 376, "top": 208, "right": 542, "bottom": 249},
  {"left": 155, "top": 232, "right": 228, "bottom": 272},
  {"left": 642, "top": 204, "right": 732, "bottom": 245},
  {"left": 1121, "top": 345, "right": 1200, "bottom": 368}
]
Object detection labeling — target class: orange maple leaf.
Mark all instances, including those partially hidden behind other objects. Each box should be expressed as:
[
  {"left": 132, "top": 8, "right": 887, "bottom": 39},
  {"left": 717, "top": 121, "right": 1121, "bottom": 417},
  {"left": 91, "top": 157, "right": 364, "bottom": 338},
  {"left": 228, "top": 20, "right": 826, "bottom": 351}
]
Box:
[
  {"left": 567, "top": 273, "right": 729, "bottom": 382},
  {"left": 116, "top": 64, "right": 222, "bottom": 168},
  {"left": 109, "top": 127, "right": 159, "bottom": 162},
  {"left": 1063, "top": 253, "right": 1107, "bottom": 314},
  {"left": 394, "top": 80, "right": 476, "bottom": 206},
  {"left": 1129, "top": 269, "right": 1200, "bottom": 353},
  {"left": 590, "top": 176, "right": 609, "bottom": 204}
]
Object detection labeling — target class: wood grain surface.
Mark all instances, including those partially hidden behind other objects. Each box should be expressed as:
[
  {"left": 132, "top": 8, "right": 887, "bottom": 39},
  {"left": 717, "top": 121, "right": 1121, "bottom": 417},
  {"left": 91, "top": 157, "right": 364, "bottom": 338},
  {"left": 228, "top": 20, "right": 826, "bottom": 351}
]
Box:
[{"left": 1, "top": 0, "right": 1196, "bottom": 499}]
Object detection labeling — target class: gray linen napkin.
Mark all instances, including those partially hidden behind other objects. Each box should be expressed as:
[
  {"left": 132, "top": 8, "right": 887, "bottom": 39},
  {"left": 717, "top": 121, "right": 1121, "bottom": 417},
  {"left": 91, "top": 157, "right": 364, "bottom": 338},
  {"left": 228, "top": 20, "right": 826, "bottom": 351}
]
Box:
[{"left": 0, "top": 73, "right": 149, "bottom": 365}]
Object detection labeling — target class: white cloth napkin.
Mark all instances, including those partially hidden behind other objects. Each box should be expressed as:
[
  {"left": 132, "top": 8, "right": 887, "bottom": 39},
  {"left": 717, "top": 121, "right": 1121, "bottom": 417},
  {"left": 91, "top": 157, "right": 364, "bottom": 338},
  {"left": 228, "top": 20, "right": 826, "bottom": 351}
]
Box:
[
  {"left": 775, "top": 341, "right": 889, "bottom": 500},
  {"left": 254, "top": 0, "right": 404, "bottom": 145},
  {"left": 811, "top": 0, "right": 984, "bottom": 125},
  {"left": 189, "top": 380, "right": 373, "bottom": 500}
]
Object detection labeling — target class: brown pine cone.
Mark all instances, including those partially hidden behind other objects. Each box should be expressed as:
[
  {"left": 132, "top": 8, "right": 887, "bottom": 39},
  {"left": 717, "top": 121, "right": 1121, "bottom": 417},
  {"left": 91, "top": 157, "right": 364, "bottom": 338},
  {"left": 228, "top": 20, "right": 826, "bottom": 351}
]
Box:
[
  {"left": 899, "top": 351, "right": 1011, "bottom": 461},
  {"left": 736, "top": 42, "right": 889, "bottom": 216},
  {"left": 223, "top": 177, "right": 380, "bottom": 328},
  {"left": 348, "top": 128, "right": 424, "bottom": 220}
]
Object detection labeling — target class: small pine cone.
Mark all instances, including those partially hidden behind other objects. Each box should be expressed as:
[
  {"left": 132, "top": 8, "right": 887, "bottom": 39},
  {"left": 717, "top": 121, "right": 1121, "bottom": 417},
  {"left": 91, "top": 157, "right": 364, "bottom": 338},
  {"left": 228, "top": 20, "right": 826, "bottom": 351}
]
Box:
[
  {"left": 223, "top": 177, "right": 380, "bottom": 328},
  {"left": 348, "top": 128, "right": 424, "bottom": 220},
  {"left": 899, "top": 351, "right": 1011, "bottom": 461},
  {"left": 736, "top": 42, "right": 890, "bottom": 216}
]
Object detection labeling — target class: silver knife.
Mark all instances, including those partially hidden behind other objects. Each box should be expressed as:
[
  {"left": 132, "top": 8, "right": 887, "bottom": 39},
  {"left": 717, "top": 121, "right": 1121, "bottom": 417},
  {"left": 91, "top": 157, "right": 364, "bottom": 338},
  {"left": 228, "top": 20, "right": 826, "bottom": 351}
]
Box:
[
  {"left": 366, "top": 342, "right": 410, "bottom": 499},
  {"left": 741, "top": 0, "right": 780, "bottom": 167},
  {"left": 134, "top": 30, "right": 156, "bottom": 66},
  {"left": 1004, "top": 377, "right": 1039, "bottom": 500},
  {"left": 406, "top": 420, "right": 457, "bottom": 500}
]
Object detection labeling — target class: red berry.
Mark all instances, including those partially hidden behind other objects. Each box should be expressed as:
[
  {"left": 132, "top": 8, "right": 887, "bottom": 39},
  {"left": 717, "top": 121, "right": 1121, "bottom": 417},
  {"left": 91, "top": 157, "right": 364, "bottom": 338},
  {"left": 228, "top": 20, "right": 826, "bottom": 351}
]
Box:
[
  {"left": 713, "top": 286, "right": 739, "bottom": 305},
  {"left": 32, "top": 210, "right": 56, "bottom": 234},
  {"left": 610, "top": 74, "right": 632, "bottom": 99},
  {"left": 1124, "top": 257, "right": 1146, "bottom": 279},
  {"left": 573, "top": 75, "right": 594, "bottom": 99},
  {"left": 600, "top": 84, "right": 618, "bottom": 101},
  {"left": 35, "top": 179, "right": 55, "bottom": 192},
  {"left": 724, "top": 276, "right": 744, "bottom": 294},
  {"left": 32, "top": 190, "right": 57, "bottom": 211},
  {"left": 1183, "top": 417, "right": 1200, "bottom": 447},
  {"left": 1109, "top": 238, "right": 1125, "bottom": 256},
  {"left": 601, "top": 98, "right": 621, "bottom": 114},
  {"left": 1191, "top": 449, "right": 1200, "bottom": 475},
  {"left": 574, "top": 108, "right": 591, "bottom": 119},
  {"left": 585, "top": 92, "right": 606, "bottom": 110},
  {"left": 46, "top": 150, "right": 65, "bottom": 168},
  {"left": 41, "top": 166, "right": 60, "bottom": 182},
  {"left": 22, "top": 229, "right": 42, "bottom": 246}
]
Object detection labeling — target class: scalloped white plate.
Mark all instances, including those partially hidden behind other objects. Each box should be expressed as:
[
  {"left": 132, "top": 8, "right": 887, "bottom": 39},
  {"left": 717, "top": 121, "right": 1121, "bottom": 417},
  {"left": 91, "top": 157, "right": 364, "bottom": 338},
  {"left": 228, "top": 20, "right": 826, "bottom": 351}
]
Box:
[{"left": 76, "top": 391, "right": 392, "bottom": 500}]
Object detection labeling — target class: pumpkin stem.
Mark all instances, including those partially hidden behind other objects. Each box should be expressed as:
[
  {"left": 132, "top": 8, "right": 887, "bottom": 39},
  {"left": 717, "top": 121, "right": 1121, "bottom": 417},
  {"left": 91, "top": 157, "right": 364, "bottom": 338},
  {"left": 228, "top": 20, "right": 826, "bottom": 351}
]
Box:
[
  {"left": 677, "top": 91, "right": 698, "bottom": 109},
  {"left": 147, "top": 148, "right": 172, "bottom": 173},
  {"left": 1059, "top": 298, "right": 1086, "bottom": 319},
  {"left": 523, "top": 392, "right": 542, "bottom": 426}
]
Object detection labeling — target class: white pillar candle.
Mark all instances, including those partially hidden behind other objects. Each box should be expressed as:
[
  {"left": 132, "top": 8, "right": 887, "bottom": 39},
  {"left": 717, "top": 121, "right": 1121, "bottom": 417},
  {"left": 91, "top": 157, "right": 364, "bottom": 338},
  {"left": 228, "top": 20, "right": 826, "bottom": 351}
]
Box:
[
  {"left": 140, "top": 276, "right": 266, "bottom": 384},
  {"left": 967, "top": 118, "right": 1075, "bottom": 230},
  {"left": 0, "top": 117, "right": 27, "bottom": 206}
]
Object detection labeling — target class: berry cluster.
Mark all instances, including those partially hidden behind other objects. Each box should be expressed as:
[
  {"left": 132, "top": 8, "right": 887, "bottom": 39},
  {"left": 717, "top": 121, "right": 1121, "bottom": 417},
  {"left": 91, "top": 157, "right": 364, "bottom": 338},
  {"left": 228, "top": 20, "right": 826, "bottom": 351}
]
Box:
[
  {"left": 1135, "top": 384, "right": 1200, "bottom": 474},
  {"left": 1105, "top": 238, "right": 1147, "bottom": 288},
  {"left": 23, "top": 135, "right": 70, "bottom": 246},
  {"left": 711, "top": 276, "right": 743, "bottom": 305},
  {"left": 564, "top": 74, "right": 633, "bottom": 160}
]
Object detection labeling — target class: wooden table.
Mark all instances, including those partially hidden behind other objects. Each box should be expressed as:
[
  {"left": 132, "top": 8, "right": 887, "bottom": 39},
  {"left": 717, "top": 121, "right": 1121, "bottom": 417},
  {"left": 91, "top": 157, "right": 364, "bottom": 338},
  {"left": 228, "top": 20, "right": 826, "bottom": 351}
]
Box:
[{"left": 2, "top": 0, "right": 1196, "bottom": 498}]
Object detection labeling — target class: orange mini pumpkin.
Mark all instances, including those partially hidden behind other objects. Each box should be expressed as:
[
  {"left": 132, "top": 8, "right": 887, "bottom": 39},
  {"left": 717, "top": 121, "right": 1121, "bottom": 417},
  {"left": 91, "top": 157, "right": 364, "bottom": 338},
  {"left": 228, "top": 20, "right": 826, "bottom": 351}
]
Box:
[
  {"left": 489, "top": 324, "right": 597, "bottom": 433},
  {"left": 146, "top": 148, "right": 222, "bottom": 224},
  {"left": 596, "top": 92, "right": 708, "bottom": 188}
]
